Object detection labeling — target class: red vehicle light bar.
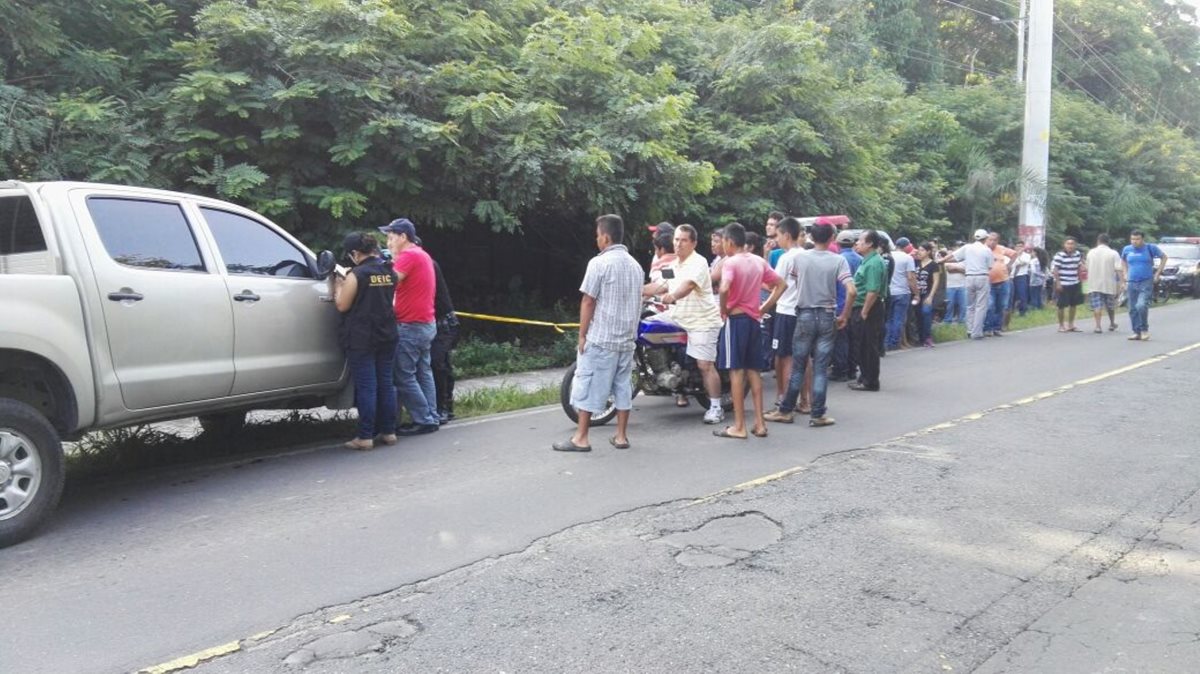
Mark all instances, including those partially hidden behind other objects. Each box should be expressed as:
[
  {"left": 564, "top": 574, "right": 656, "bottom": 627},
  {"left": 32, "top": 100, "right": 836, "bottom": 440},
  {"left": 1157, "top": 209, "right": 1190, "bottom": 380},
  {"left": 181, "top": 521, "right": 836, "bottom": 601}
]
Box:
[{"left": 796, "top": 215, "right": 851, "bottom": 228}]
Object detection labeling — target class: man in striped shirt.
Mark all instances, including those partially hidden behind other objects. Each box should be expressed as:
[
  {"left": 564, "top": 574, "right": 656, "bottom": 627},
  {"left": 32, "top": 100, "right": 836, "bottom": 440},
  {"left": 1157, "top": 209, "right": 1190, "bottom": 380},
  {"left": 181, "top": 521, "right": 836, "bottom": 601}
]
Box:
[{"left": 1052, "top": 237, "right": 1086, "bottom": 333}]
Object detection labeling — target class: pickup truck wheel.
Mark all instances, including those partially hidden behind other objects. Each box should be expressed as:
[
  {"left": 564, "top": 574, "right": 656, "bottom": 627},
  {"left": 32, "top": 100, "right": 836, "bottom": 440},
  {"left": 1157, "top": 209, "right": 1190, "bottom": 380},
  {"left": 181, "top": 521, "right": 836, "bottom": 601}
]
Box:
[
  {"left": 199, "top": 411, "right": 248, "bottom": 438},
  {"left": 0, "top": 399, "right": 65, "bottom": 548}
]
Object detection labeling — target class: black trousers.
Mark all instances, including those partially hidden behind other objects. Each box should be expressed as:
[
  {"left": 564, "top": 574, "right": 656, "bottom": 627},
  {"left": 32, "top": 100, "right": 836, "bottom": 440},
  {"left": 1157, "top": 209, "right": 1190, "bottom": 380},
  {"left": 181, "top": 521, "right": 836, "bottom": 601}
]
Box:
[
  {"left": 431, "top": 323, "right": 459, "bottom": 413},
  {"left": 851, "top": 302, "right": 884, "bottom": 389}
]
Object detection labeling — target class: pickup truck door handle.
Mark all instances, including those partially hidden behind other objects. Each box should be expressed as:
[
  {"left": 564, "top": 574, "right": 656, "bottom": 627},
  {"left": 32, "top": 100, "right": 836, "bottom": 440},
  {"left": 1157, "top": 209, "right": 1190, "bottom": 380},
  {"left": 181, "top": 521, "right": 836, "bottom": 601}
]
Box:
[
  {"left": 107, "top": 290, "right": 145, "bottom": 302},
  {"left": 233, "top": 291, "right": 261, "bottom": 302}
]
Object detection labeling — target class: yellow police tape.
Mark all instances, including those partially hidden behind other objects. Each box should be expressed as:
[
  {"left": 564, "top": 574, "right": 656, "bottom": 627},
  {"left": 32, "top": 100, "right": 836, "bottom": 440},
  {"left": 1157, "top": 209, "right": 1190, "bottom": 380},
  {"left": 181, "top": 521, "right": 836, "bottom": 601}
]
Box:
[{"left": 456, "top": 312, "right": 580, "bottom": 334}]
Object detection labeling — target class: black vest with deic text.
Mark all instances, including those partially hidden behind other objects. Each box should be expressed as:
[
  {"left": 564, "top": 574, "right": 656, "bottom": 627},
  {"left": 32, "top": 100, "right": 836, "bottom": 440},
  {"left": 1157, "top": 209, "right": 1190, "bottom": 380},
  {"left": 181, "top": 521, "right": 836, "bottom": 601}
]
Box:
[{"left": 341, "top": 257, "right": 398, "bottom": 350}]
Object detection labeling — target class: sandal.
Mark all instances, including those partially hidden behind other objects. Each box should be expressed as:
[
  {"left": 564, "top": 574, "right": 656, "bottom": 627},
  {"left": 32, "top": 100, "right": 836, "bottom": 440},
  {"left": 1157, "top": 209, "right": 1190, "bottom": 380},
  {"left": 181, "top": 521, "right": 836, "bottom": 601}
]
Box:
[
  {"left": 675, "top": 395, "right": 690, "bottom": 408},
  {"left": 751, "top": 427, "right": 769, "bottom": 438},
  {"left": 1093, "top": 328, "right": 1102, "bottom": 334},
  {"left": 713, "top": 426, "right": 748, "bottom": 440},
  {"left": 552, "top": 439, "right": 592, "bottom": 452},
  {"left": 1067, "top": 327, "right": 1081, "bottom": 332},
  {"left": 608, "top": 436, "right": 631, "bottom": 450},
  {"left": 1057, "top": 327, "right": 1068, "bottom": 333}
]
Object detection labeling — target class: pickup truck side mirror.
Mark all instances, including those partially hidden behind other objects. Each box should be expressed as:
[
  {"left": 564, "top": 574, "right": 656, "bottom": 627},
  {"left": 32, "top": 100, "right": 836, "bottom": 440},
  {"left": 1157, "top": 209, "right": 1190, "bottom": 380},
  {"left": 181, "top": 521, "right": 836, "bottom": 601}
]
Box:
[{"left": 314, "top": 250, "right": 336, "bottom": 280}]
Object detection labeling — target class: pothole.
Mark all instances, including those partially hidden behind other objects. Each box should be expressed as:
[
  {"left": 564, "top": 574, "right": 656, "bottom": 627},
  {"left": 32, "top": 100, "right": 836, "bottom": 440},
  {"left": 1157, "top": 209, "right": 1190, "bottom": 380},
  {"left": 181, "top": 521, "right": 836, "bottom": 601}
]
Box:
[{"left": 656, "top": 512, "right": 783, "bottom": 568}]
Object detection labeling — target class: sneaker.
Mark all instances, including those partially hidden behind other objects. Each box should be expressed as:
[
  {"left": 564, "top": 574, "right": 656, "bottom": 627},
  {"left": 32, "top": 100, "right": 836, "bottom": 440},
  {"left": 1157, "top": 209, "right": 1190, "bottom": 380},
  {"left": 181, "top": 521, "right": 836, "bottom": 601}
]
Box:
[
  {"left": 809, "top": 416, "right": 836, "bottom": 427},
  {"left": 763, "top": 410, "right": 794, "bottom": 424},
  {"left": 703, "top": 407, "right": 725, "bottom": 425}
]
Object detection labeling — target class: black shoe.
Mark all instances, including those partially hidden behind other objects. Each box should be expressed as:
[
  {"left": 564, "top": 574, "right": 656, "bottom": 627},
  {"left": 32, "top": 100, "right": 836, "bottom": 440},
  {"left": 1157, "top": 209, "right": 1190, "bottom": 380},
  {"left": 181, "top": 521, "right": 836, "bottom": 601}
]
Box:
[
  {"left": 397, "top": 424, "right": 439, "bottom": 436},
  {"left": 437, "top": 410, "right": 451, "bottom": 425},
  {"left": 848, "top": 382, "right": 879, "bottom": 392}
]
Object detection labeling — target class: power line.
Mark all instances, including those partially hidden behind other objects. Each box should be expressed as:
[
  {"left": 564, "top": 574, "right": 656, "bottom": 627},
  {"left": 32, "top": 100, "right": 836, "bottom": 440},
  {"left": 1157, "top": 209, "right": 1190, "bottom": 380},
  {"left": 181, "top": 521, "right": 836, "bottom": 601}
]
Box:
[
  {"left": 935, "top": 0, "right": 1003, "bottom": 22},
  {"left": 1053, "top": 14, "right": 1188, "bottom": 128},
  {"left": 872, "top": 38, "right": 1005, "bottom": 79}
]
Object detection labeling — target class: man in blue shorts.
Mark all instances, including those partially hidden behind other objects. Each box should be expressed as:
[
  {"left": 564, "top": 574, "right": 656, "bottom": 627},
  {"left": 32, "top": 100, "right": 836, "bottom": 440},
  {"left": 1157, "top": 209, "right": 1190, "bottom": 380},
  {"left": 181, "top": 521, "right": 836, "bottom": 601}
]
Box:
[
  {"left": 554, "top": 215, "right": 644, "bottom": 452},
  {"left": 713, "top": 223, "right": 784, "bottom": 440}
]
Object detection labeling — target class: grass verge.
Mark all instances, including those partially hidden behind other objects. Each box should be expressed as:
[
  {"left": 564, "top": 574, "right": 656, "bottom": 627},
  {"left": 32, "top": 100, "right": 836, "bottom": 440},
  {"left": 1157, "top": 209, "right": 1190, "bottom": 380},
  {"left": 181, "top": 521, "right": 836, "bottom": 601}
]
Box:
[{"left": 454, "top": 385, "right": 559, "bottom": 419}]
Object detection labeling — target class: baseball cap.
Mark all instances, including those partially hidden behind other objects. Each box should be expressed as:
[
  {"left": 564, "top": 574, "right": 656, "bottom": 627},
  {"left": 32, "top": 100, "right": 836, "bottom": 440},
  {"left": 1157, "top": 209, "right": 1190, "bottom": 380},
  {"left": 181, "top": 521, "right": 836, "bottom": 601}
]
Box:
[
  {"left": 973, "top": 228, "right": 988, "bottom": 240},
  {"left": 342, "top": 231, "right": 378, "bottom": 254},
  {"left": 895, "top": 237, "right": 910, "bottom": 248},
  {"left": 836, "top": 230, "right": 856, "bottom": 245},
  {"left": 378, "top": 217, "right": 417, "bottom": 239},
  {"left": 647, "top": 221, "right": 675, "bottom": 236}
]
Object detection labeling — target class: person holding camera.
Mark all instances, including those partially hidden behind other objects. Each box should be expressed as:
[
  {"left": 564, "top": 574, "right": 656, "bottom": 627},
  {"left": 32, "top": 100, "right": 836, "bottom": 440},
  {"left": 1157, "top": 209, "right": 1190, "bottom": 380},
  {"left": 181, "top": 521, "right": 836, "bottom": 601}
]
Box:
[{"left": 334, "top": 233, "right": 399, "bottom": 450}]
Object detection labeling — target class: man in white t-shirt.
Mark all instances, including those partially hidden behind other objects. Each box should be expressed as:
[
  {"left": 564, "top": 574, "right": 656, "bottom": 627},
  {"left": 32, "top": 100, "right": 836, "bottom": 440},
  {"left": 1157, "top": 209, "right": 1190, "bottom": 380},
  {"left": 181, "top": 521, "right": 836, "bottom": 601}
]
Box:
[
  {"left": 1085, "top": 233, "right": 1123, "bottom": 333},
  {"left": 1011, "top": 241, "right": 1032, "bottom": 317},
  {"left": 885, "top": 240, "right": 917, "bottom": 350},
  {"left": 766, "top": 217, "right": 804, "bottom": 408},
  {"left": 657, "top": 224, "right": 726, "bottom": 424}
]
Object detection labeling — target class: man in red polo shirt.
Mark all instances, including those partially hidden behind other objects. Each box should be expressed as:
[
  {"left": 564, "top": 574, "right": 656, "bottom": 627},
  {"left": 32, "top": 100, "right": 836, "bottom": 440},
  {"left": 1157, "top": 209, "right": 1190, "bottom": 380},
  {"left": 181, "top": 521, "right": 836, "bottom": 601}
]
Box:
[{"left": 378, "top": 218, "right": 440, "bottom": 436}]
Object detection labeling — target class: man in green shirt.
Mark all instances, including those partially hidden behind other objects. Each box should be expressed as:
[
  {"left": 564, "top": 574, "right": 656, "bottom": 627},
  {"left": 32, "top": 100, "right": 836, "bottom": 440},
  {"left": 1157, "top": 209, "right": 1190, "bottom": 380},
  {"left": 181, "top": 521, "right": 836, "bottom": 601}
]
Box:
[{"left": 850, "top": 231, "right": 889, "bottom": 391}]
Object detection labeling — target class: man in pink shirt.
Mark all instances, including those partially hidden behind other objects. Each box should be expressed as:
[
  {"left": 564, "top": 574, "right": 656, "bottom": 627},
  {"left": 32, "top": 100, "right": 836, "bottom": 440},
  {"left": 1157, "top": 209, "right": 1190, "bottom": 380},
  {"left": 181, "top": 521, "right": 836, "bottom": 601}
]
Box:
[
  {"left": 714, "top": 223, "right": 784, "bottom": 440},
  {"left": 378, "top": 217, "right": 440, "bottom": 436}
]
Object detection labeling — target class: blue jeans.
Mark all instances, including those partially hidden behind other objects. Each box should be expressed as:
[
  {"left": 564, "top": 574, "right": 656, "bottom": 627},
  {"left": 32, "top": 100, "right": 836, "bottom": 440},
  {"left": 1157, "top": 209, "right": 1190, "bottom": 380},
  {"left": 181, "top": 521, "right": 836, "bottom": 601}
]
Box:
[
  {"left": 1127, "top": 279, "right": 1153, "bottom": 334},
  {"left": 1012, "top": 275, "right": 1030, "bottom": 315},
  {"left": 917, "top": 301, "right": 934, "bottom": 343},
  {"left": 1029, "top": 283, "right": 1045, "bottom": 310},
  {"left": 886, "top": 293, "right": 911, "bottom": 349},
  {"left": 394, "top": 321, "right": 439, "bottom": 426},
  {"left": 780, "top": 309, "right": 836, "bottom": 418},
  {"left": 985, "top": 280, "right": 1011, "bottom": 333},
  {"left": 944, "top": 286, "right": 966, "bottom": 323},
  {"left": 348, "top": 343, "right": 398, "bottom": 440}
]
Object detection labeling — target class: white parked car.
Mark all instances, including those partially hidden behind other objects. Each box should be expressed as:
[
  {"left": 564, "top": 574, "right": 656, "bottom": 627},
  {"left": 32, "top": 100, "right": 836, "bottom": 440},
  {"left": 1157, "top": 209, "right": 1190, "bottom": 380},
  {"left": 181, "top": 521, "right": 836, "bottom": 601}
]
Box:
[{"left": 0, "top": 181, "right": 352, "bottom": 546}]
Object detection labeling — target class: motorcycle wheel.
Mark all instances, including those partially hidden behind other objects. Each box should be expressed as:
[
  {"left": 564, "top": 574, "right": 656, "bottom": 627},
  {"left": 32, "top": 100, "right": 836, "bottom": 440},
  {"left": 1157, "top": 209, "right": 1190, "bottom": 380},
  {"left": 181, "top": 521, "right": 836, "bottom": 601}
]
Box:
[{"left": 559, "top": 362, "right": 633, "bottom": 426}]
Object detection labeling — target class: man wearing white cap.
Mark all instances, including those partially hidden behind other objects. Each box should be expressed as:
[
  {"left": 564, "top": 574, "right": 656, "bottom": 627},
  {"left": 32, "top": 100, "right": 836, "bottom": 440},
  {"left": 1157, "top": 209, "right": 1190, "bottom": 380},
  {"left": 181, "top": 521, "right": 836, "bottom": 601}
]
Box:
[{"left": 940, "top": 229, "right": 994, "bottom": 340}]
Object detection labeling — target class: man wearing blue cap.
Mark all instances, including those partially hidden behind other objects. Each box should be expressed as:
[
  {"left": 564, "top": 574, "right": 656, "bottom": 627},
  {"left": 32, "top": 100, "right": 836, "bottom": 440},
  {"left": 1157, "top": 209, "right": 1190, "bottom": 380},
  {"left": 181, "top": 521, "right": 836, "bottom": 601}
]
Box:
[{"left": 378, "top": 218, "right": 440, "bottom": 436}]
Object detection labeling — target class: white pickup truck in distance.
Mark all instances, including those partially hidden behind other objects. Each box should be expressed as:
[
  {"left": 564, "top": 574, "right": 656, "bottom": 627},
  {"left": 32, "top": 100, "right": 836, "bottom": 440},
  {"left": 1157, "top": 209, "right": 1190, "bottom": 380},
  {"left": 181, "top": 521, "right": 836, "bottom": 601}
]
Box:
[{"left": 0, "top": 181, "right": 351, "bottom": 546}]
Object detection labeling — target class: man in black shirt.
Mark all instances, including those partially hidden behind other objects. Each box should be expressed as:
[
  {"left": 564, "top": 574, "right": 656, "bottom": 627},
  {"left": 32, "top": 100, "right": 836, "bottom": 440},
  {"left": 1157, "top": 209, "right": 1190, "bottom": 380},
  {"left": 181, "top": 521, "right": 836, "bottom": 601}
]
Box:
[{"left": 414, "top": 237, "right": 460, "bottom": 424}]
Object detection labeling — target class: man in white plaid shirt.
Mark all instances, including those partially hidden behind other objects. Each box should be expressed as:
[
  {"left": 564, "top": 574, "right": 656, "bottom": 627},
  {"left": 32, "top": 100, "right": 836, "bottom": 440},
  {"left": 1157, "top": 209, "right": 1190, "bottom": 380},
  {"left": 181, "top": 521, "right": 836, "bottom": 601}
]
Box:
[{"left": 554, "top": 214, "right": 644, "bottom": 452}]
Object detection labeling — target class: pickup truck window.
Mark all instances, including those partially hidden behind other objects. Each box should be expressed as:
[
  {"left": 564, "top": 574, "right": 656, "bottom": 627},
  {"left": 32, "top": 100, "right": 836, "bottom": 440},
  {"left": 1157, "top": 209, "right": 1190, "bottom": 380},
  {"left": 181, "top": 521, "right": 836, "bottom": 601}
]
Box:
[
  {"left": 201, "top": 207, "right": 314, "bottom": 278},
  {"left": 0, "top": 195, "right": 47, "bottom": 256},
  {"left": 87, "top": 198, "right": 206, "bottom": 272}
]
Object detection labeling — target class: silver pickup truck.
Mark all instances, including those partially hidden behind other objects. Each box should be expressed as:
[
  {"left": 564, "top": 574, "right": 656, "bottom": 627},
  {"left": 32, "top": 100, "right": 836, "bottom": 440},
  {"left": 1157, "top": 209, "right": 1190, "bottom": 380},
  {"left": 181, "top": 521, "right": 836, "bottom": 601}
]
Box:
[{"left": 0, "top": 181, "right": 351, "bottom": 546}]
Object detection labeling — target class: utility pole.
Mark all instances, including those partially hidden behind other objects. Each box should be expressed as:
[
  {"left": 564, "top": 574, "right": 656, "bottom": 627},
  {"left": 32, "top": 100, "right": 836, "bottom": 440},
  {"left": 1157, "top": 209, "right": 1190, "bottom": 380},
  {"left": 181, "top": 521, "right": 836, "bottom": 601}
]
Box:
[
  {"left": 1019, "top": 0, "right": 1052, "bottom": 251},
  {"left": 1015, "top": 0, "right": 1027, "bottom": 84}
]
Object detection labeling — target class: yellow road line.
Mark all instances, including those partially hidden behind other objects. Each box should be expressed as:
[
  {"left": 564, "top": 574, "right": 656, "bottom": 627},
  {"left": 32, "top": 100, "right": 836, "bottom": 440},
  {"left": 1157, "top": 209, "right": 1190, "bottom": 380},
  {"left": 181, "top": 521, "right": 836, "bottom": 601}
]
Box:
[
  {"left": 138, "top": 641, "right": 241, "bottom": 674},
  {"left": 690, "top": 466, "right": 809, "bottom": 504}
]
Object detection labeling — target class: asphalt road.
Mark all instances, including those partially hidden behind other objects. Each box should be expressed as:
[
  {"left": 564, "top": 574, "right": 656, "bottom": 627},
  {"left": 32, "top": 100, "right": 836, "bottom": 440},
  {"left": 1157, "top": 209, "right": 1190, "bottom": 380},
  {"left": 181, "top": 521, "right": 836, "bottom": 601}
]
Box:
[{"left": 2, "top": 301, "right": 1198, "bottom": 673}]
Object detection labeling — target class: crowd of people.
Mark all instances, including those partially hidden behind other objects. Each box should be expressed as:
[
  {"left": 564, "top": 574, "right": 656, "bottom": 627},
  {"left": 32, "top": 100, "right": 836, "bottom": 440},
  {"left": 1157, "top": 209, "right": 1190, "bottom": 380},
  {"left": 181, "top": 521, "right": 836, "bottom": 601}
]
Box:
[
  {"left": 555, "top": 213, "right": 1170, "bottom": 451},
  {"left": 328, "top": 211, "right": 1168, "bottom": 452}
]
